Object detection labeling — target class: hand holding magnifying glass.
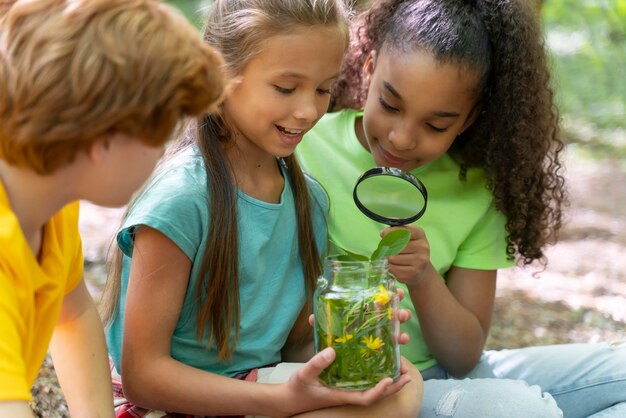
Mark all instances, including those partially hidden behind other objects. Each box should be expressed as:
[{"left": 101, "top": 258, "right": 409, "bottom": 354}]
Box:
[{"left": 353, "top": 167, "right": 430, "bottom": 286}]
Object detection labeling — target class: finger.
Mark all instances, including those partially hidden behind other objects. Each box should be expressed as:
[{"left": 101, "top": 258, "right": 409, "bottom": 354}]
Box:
[
  {"left": 397, "top": 287, "right": 405, "bottom": 301},
  {"left": 369, "top": 375, "right": 411, "bottom": 402},
  {"left": 389, "top": 264, "right": 424, "bottom": 281},
  {"left": 382, "top": 224, "right": 423, "bottom": 238},
  {"left": 296, "top": 348, "right": 335, "bottom": 382},
  {"left": 308, "top": 314, "right": 314, "bottom": 326},
  {"left": 389, "top": 252, "right": 428, "bottom": 266},
  {"left": 380, "top": 226, "right": 404, "bottom": 237},
  {"left": 400, "top": 360, "right": 409, "bottom": 374},
  {"left": 405, "top": 225, "right": 425, "bottom": 239},
  {"left": 398, "top": 332, "right": 410, "bottom": 345},
  {"left": 351, "top": 377, "right": 395, "bottom": 406},
  {"left": 397, "top": 308, "right": 412, "bottom": 323}
]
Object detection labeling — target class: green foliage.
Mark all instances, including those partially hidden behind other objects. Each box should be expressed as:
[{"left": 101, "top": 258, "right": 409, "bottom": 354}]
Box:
[
  {"left": 543, "top": 0, "right": 626, "bottom": 132},
  {"left": 334, "top": 251, "right": 370, "bottom": 262},
  {"left": 371, "top": 229, "right": 411, "bottom": 260},
  {"left": 165, "top": 0, "right": 212, "bottom": 27},
  {"left": 315, "top": 281, "right": 399, "bottom": 388},
  {"left": 166, "top": 0, "right": 625, "bottom": 156},
  {"left": 333, "top": 229, "right": 411, "bottom": 262}
]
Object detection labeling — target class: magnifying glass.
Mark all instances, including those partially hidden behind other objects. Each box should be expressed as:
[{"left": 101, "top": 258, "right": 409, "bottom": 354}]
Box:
[{"left": 353, "top": 167, "right": 427, "bottom": 226}]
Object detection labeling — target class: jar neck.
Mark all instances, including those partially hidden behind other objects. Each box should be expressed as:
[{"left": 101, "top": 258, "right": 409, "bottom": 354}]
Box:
[{"left": 324, "top": 258, "right": 389, "bottom": 288}]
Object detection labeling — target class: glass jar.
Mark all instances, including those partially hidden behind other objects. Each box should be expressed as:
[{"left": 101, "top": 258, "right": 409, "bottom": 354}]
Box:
[{"left": 314, "top": 257, "right": 400, "bottom": 389}]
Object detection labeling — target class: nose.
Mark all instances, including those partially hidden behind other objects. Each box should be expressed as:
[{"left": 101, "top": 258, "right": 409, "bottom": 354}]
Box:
[
  {"left": 388, "top": 123, "right": 416, "bottom": 151},
  {"left": 293, "top": 93, "right": 322, "bottom": 122}
]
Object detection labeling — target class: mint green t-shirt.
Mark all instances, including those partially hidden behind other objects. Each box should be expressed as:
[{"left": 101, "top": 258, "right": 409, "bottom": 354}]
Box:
[
  {"left": 296, "top": 109, "right": 513, "bottom": 371},
  {"left": 106, "top": 147, "right": 329, "bottom": 377}
]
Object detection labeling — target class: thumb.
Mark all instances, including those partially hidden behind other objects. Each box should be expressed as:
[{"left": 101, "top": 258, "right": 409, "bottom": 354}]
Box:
[{"left": 297, "top": 348, "right": 335, "bottom": 381}]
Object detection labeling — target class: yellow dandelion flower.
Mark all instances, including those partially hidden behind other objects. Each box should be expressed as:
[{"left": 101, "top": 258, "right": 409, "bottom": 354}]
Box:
[
  {"left": 387, "top": 307, "right": 393, "bottom": 320},
  {"left": 373, "top": 285, "right": 390, "bottom": 306},
  {"left": 361, "top": 335, "right": 385, "bottom": 351},
  {"left": 334, "top": 333, "right": 354, "bottom": 344}
]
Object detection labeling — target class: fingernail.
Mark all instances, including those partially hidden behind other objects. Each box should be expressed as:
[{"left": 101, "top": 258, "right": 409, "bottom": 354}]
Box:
[{"left": 322, "top": 348, "right": 333, "bottom": 360}]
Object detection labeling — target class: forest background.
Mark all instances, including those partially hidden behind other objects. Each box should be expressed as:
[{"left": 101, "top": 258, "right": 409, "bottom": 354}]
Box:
[{"left": 31, "top": 0, "right": 626, "bottom": 416}]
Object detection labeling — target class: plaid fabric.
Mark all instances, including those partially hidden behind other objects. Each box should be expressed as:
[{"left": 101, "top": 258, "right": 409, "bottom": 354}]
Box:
[{"left": 111, "top": 360, "right": 259, "bottom": 418}]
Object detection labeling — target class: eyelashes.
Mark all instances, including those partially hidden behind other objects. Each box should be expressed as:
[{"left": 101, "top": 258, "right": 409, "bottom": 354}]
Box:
[
  {"left": 273, "top": 86, "right": 333, "bottom": 95},
  {"left": 378, "top": 97, "right": 398, "bottom": 112},
  {"left": 274, "top": 85, "right": 295, "bottom": 94},
  {"left": 378, "top": 97, "right": 449, "bottom": 133}
]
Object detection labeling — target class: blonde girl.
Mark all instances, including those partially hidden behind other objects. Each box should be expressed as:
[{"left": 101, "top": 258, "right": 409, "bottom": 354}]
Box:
[{"left": 101, "top": 1, "right": 421, "bottom": 417}]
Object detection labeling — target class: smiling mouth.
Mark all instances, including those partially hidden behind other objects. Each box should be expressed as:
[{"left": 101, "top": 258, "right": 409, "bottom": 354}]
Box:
[
  {"left": 378, "top": 143, "right": 409, "bottom": 165},
  {"left": 277, "top": 125, "right": 304, "bottom": 137}
]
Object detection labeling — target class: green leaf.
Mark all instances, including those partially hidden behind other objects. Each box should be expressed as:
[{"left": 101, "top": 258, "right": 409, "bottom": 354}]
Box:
[
  {"left": 333, "top": 251, "right": 369, "bottom": 262},
  {"left": 370, "top": 229, "right": 411, "bottom": 260}
]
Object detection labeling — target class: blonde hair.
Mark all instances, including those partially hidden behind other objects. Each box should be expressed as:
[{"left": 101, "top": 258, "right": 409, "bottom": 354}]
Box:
[
  {"left": 204, "top": 0, "right": 350, "bottom": 75},
  {"left": 0, "top": 0, "right": 226, "bottom": 174},
  {"left": 0, "top": 1, "right": 15, "bottom": 19}
]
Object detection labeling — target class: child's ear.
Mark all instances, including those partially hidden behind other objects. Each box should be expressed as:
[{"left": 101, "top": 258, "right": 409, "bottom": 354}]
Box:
[
  {"left": 88, "top": 137, "right": 111, "bottom": 164},
  {"left": 362, "top": 51, "right": 377, "bottom": 88}
]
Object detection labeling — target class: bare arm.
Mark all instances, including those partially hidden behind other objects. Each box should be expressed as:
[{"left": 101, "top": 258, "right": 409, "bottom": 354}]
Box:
[
  {"left": 122, "top": 226, "right": 412, "bottom": 417},
  {"left": 384, "top": 226, "right": 496, "bottom": 377},
  {"left": 49, "top": 280, "right": 115, "bottom": 417},
  {"left": 407, "top": 265, "right": 495, "bottom": 376}
]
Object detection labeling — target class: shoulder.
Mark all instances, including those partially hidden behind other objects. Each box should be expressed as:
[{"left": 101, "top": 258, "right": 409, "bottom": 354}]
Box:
[
  {"left": 53, "top": 203, "right": 83, "bottom": 290},
  {"left": 119, "top": 148, "right": 210, "bottom": 253},
  {"left": 0, "top": 195, "right": 23, "bottom": 249},
  {"left": 130, "top": 148, "right": 209, "bottom": 213},
  {"left": 426, "top": 154, "right": 490, "bottom": 196},
  {"left": 147, "top": 148, "right": 207, "bottom": 193},
  {"left": 54, "top": 201, "right": 80, "bottom": 232}
]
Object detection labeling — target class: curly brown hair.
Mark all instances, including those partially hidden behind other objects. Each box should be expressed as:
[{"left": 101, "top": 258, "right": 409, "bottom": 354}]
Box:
[{"left": 333, "top": 0, "right": 566, "bottom": 267}]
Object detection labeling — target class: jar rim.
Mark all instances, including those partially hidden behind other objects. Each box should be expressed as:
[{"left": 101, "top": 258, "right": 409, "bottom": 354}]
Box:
[{"left": 325, "top": 256, "right": 388, "bottom": 265}]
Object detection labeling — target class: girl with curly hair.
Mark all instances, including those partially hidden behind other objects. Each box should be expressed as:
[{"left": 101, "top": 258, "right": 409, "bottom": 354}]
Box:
[{"left": 297, "top": 0, "right": 626, "bottom": 416}]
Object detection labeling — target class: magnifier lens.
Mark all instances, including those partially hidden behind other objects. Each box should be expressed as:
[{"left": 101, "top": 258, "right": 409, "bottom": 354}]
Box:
[{"left": 353, "top": 167, "right": 427, "bottom": 226}]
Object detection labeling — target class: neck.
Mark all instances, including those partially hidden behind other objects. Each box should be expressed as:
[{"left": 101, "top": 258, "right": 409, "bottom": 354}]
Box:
[
  {"left": 222, "top": 142, "right": 284, "bottom": 203},
  {"left": 225, "top": 139, "right": 282, "bottom": 179},
  {"left": 354, "top": 115, "right": 370, "bottom": 153},
  {"left": 0, "top": 160, "right": 75, "bottom": 242}
]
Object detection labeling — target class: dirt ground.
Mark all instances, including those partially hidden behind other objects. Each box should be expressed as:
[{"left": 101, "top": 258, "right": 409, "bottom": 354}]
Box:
[{"left": 29, "top": 147, "right": 626, "bottom": 416}]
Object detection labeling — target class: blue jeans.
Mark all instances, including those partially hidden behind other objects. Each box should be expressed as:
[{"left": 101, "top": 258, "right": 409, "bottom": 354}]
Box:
[{"left": 419, "top": 342, "right": 626, "bottom": 417}]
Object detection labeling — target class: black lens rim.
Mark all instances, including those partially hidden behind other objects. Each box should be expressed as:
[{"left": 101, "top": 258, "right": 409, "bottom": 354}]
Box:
[{"left": 353, "top": 167, "right": 428, "bottom": 226}]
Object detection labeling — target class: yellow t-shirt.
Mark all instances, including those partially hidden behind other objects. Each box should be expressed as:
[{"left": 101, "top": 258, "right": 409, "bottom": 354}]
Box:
[{"left": 0, "top": 182, "right": 83, "bottom": 401}]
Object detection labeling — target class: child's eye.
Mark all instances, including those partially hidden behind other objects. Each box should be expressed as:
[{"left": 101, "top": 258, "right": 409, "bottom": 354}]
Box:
[
  {"left": 378, "top": 97, "right": 399, "bottom": 112},
  {"left": 317, "top": 88, "right": 332, "bottom": 95},
  {"left": 427, "top": 123, "right": 448, "bottom": 133},
  {"left": 274, "top": 85, "right": 295, "bottom": 94}
]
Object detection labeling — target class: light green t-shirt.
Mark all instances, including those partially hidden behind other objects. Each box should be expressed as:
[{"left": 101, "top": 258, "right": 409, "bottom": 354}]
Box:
[
  {"left": 296, "top": 109, "right": 513, "bottom": 370},
  {"left": 106, "top": 147, "right": 329, "bottom": 377}
]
